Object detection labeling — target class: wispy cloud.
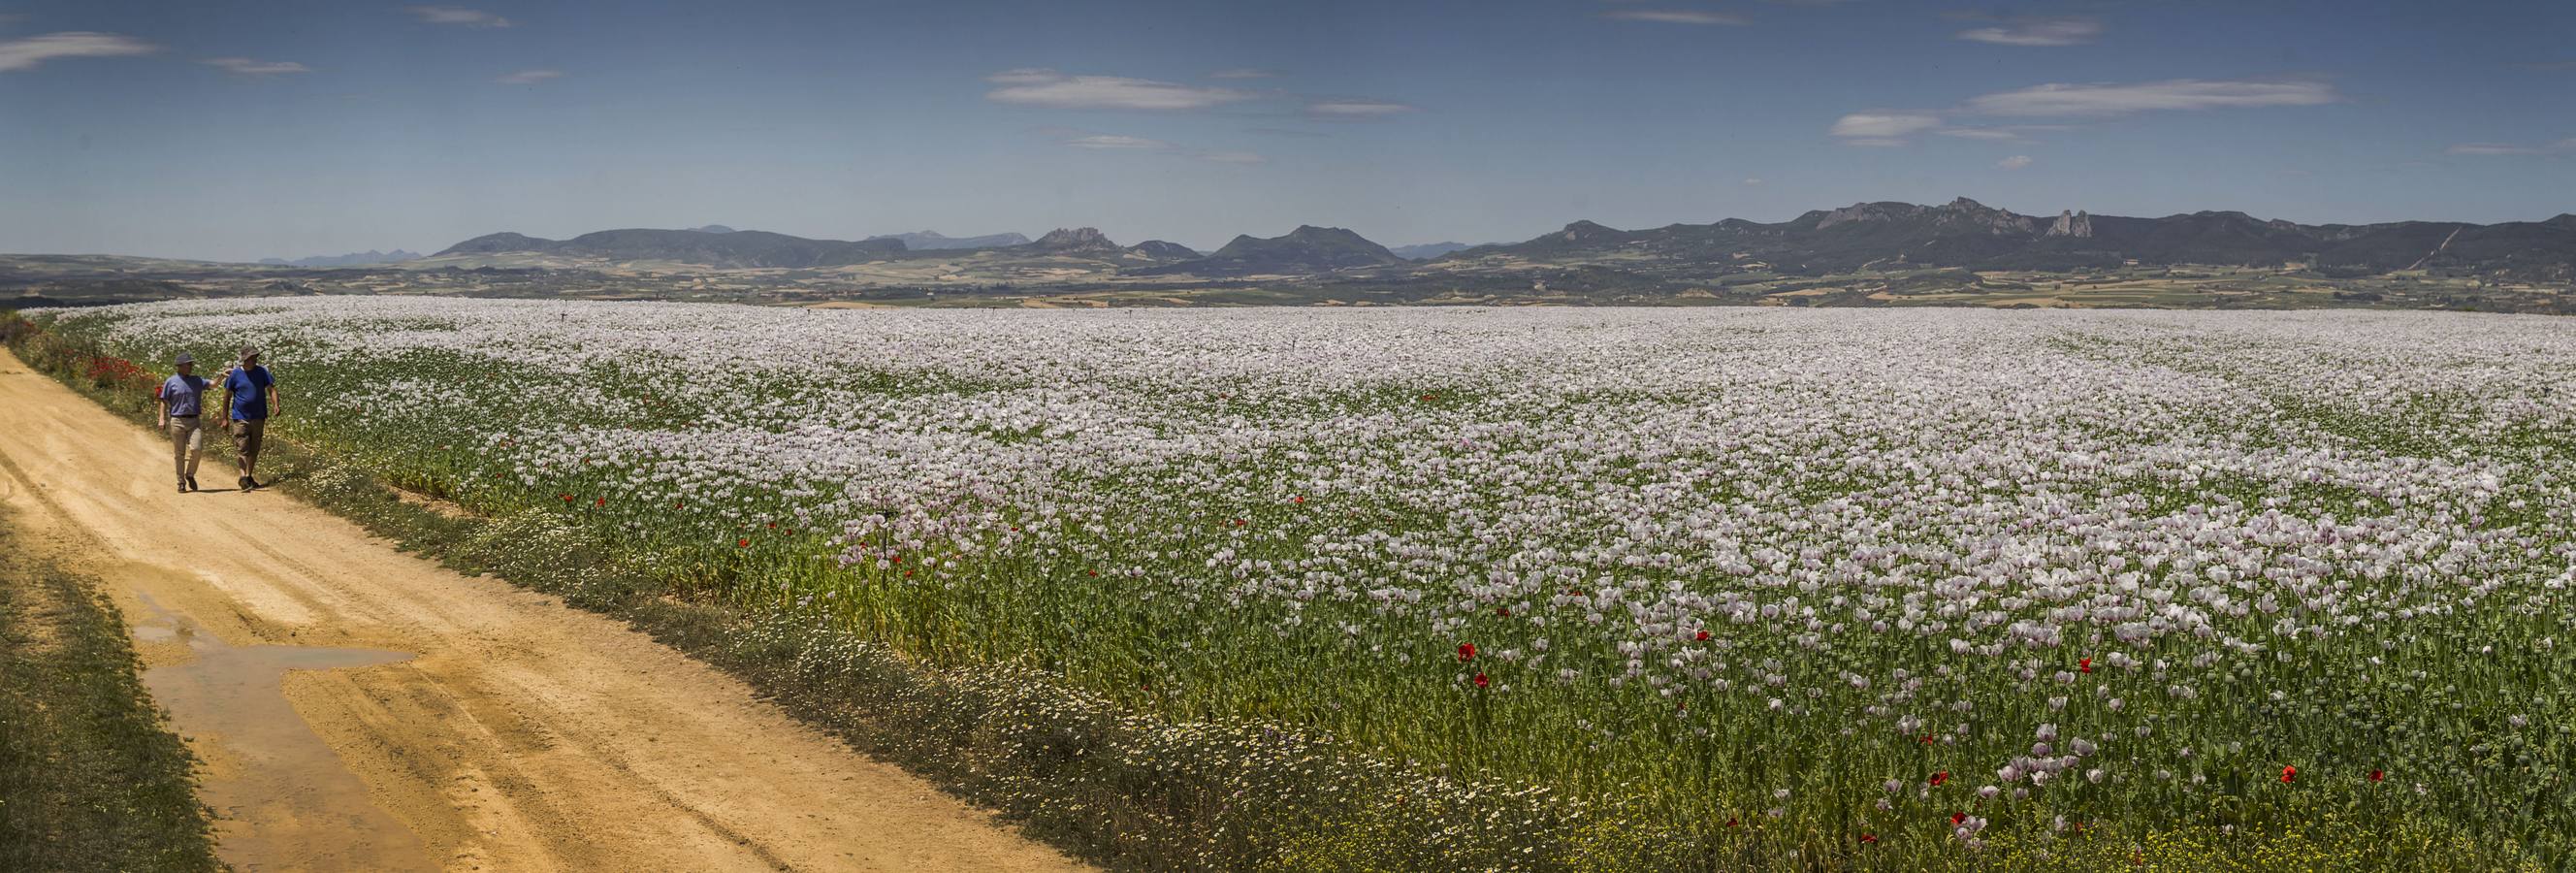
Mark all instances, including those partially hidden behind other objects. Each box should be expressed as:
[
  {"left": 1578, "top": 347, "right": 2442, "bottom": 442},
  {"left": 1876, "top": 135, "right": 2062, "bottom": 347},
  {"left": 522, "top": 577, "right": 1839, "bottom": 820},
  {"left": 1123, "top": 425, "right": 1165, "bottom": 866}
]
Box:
[
  {"left": 985, "top": 68, "right": 1252, "bottom": 111},
  {"left": 2446, "top": 138, "right": 2576, "bottom": 156},
  {"left": 408, "top": 6, "right": 512, "bottom": 28},
  {"left": 494, "top": 68, "right": 560, "bottom": 84},
  {"left": 1964, "top": 79, "right": 2337, "bottom": 116},
  {"left": 1601, "top": 9, "right": 1749, "bottom": 25},
  {"left": 1935, "top": 126, "right": 2020, "bottom": 141},
  {"left": 1305, "top": 99, "right": 1416, "bottom": 119},
  {"left": 1044, "top": 128, "right": 1266, "bottom": 165},
  {"left": 0, "top": 31, "right": 156, "bottom": 72},
  {"left": 1829, "top": 112, "right": 1942, "bottom": 146},
  {"left": 1741, "top": 177, "right": 1764, "bottom": 185},
  {"left": 1208, "top": 68, "right": 1278, "bottom": 80},
  {"left": 1067, "top": 134, "right": 1169, "bottom": 149},
  {"left": 1956, "top": 16, "right": 2103, "bottom": 47},
  {"left": 203, "top": 56, "right": 310, "bottom": 76},
  {"left": 1996, "top": 154, "right": 2034, "bottom": 170}
]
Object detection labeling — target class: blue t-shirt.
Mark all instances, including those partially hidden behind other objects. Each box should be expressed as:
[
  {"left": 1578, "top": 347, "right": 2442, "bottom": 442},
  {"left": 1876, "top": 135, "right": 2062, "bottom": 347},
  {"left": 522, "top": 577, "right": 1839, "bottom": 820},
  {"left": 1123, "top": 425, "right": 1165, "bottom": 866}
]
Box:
[
  {"left": 225, "top": 366, "right": 274, "bottom": 421},
  {"left": 160, "top": 374, "right": 208, "bottom": 416}
]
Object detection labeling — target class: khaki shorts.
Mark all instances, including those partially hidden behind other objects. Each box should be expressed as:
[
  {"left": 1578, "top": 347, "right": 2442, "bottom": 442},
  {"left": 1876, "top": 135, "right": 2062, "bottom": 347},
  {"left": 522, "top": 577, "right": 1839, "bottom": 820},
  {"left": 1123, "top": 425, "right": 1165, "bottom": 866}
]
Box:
[{"left": 230, "top": 418, "right": 266, "bottom": 466}]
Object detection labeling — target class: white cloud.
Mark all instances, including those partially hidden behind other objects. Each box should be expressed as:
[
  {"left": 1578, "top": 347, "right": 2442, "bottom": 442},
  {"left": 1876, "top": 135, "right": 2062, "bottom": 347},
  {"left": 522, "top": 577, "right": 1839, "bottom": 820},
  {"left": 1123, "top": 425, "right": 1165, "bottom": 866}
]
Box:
[
  {"left": 1601, "top": 10, "right": 1749, "bottom": 25},
  {"left": 494, "top": 69, "right": 561, "bottom": 84},
  {"left": 1741, "top": 177, "right": 1764, "bottom": 185},
  {"left": 984, "top": 68, "right": 1062, "bottom": 85},
  {"left": 1965, "top": 79, "right": 2337, "bottom": 116},
  {"left": 1829, "top": 113, "right": 1943, "bottom": 139},
  {"left": 1996, "top": 154, "right": 2034, "bottom": 170},
  {"left": 985, "top": 69, "right": 1252, "bottom": 111},
  {"left": 2446, "top": 139, "right": 2576, "bottom": 156},
  {"left": 408, "top": 6, "right": 512, "bottom": 27},
  {"left": 1306, "top": 99, "right": 1416, "bottom": 118},
  {"left": 1208, "top": 68, "right": 1278, "bottom": 80},
  {"left": 0, "top": 31, "right": 156, "bottom": 72},
  {"left": 1046, "top": 129, "right": 1265, "bottom": 165},
  {"left": 1067, "top": 134, "right": 1169, "bottom": 149},
  {"left": 1957, "top": 17, "right": 2103, "bottom": 47},
  {"left": 203, "top": 56, "right": 310, "bottom": 76},
  {"left": 1935, "top": 127, "right": 2020, "bottom": 141}
]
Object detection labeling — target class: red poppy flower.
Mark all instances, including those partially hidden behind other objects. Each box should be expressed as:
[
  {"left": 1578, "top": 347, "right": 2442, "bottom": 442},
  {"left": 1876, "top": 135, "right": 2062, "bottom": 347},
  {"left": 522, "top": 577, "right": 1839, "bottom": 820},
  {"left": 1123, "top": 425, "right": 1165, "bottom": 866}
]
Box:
[
  {"left": 1950, "top": 813, "right": 1967, "bottom": 825},
  {"left": 1457, "top": 642, "right": 1476, "bottom": 662},
  {"left": 1472, "top": 672, "right": 1490, "bottom": 689},
  {"left": 1695, "top": 630, "right": 1711, "bottom": 641},
  {"left": 2078, "top": 658, "right": 2093, "bottom": 673},
  {"left": 2369, "top": 769, "right": 2385, "bottom": 783},
  {"left": 1292, "top": 496, "right": 1304, "bottom": 503},
  {"left": 736, "top": 537, "right": 750, "bottom": 548},
  {"left": 1929, "top": 771, "right": 1948, "bottom": 787},
  {"left": 594, "top": 497, "right": 606, "bottom": 506},
  {"left": 1724, "top": 818, "right": 1738, "bottom": 828},
  {"left": 2280, "top": 765, "right": 2297, "bottom": 784},
  {"left": 1920, "top": 734, "right": 1936, "bottom": 744},
  {"left": 1858, "top": 833, "right": 1878, "bottom": 845},
  {"left": 1497, "top": 607, "right": 1511, "bottom": 617},
  {"left": 1234, "top": 518, "right": 1245, "bottom": 527},
  {"left": 559, "top": 493, "right": 573, "bottom": 502}
]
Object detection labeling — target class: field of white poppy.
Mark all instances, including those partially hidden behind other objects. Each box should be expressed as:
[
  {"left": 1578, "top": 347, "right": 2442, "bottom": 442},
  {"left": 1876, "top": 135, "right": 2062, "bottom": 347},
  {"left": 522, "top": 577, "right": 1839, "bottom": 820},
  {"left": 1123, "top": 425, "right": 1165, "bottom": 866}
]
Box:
[{"left": 21, "top": 298, "right": 2575, "bottom": 869}]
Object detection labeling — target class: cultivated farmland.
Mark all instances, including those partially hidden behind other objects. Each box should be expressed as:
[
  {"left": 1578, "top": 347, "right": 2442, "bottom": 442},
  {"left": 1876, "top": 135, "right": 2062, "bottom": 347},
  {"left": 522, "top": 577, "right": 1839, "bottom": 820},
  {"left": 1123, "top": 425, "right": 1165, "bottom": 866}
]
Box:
[{"left": 26, "top": 299, "right": 2576, "bottom": 869}]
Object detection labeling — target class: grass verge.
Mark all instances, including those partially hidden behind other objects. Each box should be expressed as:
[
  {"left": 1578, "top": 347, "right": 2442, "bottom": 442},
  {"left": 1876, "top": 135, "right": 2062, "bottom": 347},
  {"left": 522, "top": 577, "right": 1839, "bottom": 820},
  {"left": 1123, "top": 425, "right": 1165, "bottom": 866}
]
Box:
[{"left": 0, "top": 520, "right": 222, "bottom": 871}]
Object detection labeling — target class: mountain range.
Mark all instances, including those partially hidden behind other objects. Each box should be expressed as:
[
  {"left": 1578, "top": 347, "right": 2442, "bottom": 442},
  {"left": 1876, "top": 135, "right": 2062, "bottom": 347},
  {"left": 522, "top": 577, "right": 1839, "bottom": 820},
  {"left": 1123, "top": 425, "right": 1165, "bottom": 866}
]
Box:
[
  {"left": 865, "top": 230, "right": 1032, "bottom": 250},
  {"left": 258, "top": 249, "right": 422, "bottom": 267},
  {"left": 1140, "top": 226, "right": 1403, "bottom": 277},
  {"left": 1450, "top": 198, "right": 2576, "bottom": 281},
  {"left": 420, "top": 200, "right": 2575, "bottom": 283}
]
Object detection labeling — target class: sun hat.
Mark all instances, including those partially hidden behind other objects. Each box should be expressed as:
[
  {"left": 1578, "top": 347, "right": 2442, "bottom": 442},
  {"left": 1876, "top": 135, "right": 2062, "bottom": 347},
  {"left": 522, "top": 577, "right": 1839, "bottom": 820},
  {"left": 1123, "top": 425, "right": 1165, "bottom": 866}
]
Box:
[
  {"left": 239, "top": 344, "right": 260, "bottom": 362},
  {"left": 175, "top": 351, "right": 195, "bottom": 365}
]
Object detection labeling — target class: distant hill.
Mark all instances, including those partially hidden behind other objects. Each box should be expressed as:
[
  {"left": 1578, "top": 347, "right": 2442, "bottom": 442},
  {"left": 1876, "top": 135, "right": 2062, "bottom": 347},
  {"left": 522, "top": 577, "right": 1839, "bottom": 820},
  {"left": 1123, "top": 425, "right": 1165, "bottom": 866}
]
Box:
[
  {"left": 690, "top": 225, "right": 737, "bottom": 234},
  {"left": 1145, "top": 225, "right": 1403, "bottom": 276},
  {"left": 1390, "top": 242, "right": 1473, "bottom": 260},
  {"left": 434, "top": 228, "right": 904, "bottom": 268},
  {"left": 1023, "top": 227, "right": 1124, "bottom": 254},
  {"left": 1128, "top": 240, "right": 1200, "bottom": 260},
  {"left": 1445, "top": 198, "right": 2576, "bottom": 282},
  {"left": 865, "top": 230, "right": 1031, "bottom": 250},
  {"left": 257, "top": 249, "right": 421, "bottom": 267}
]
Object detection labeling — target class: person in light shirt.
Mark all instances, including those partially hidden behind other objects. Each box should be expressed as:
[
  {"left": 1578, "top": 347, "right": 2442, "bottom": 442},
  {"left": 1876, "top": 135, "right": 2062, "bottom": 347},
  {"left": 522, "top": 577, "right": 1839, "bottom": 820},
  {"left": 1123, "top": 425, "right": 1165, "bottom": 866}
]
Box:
[{"left": 156, "top": 351, "right": 210, "bottom": 493}]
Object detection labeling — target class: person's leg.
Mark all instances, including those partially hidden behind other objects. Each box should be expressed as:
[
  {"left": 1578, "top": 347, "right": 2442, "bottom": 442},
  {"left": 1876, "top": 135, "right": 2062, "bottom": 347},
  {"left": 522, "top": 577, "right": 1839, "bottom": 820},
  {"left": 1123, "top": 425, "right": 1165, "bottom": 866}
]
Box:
[
  {"left": 240, "top": 419, "right": 264, "bottom": 483},
  {"left": 180, "top": 419, "right": 203, "bottom": 481},
  {"left": 170, "top": 419, "right": 190, "bottom": 488}
]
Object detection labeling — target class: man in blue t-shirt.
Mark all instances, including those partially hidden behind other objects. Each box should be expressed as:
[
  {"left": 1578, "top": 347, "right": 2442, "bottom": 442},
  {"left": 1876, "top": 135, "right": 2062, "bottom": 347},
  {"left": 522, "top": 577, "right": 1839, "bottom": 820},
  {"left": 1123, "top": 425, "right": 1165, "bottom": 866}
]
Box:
[
  {"left": 220, "top": 344, "right": 281, "bottom": 491},
  {"left": 157, "top": 351, "right": 210, "bottom": 493}
]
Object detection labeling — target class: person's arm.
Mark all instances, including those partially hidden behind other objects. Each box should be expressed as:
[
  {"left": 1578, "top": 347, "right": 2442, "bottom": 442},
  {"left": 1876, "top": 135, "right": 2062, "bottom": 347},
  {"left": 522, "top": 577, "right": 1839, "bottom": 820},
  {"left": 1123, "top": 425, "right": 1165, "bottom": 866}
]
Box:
[
  {"left": 218, "top": 370, "right": 236, "bottom": 420},
  {"left": 269, "top": 382, "right": 282, "bottom": 418},
  {"left": 156, "top": 381, "right": 168, "bottom": 430}
]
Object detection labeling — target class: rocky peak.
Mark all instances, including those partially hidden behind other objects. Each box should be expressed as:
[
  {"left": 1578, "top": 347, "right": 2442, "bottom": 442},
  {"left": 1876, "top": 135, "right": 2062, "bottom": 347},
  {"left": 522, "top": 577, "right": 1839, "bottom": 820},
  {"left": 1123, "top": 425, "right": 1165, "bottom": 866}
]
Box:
[
  {"left": 2046, "top": 210, "right": 2094, "bottom": 239},
  {"left": 1560, "top": 219, "right": 1622, "bottom": 242},
  {"left": 1032, "top": 227, "right": 1120, "bottom": 251}
]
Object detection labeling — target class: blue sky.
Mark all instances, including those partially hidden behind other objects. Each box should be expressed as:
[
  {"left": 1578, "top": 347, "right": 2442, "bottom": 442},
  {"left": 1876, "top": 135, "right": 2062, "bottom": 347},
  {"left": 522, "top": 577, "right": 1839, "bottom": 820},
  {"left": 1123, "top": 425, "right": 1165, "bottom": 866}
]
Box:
[{"left": 2, "top": 0, "right": 2569, "bottom": 261}]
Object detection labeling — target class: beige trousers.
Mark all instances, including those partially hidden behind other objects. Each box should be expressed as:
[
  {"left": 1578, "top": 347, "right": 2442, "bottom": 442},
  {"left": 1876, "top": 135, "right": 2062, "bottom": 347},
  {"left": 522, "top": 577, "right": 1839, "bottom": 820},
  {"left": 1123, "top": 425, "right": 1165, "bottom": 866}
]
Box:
[{"left": 169, "top": 416, "right": 204, "bottom": 480}]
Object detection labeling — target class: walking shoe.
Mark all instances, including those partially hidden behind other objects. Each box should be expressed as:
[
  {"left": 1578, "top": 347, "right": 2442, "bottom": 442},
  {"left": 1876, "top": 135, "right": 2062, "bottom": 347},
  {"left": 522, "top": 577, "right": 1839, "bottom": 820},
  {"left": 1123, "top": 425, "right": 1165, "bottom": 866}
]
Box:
[
  {"left": 178, "top": 479, "right": 189, "bottom": 493},
  {"left": 186, "top": 475, "right": 200, "bottom": 492},
  {"left": 239, "top": 475, "right": 255, "bottom": 491}
]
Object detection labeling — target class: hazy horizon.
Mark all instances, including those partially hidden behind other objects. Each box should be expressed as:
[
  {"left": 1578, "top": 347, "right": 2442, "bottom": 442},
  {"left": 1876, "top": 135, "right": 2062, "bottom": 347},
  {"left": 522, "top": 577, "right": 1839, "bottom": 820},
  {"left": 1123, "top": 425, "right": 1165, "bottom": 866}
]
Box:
[{"left": 4, "top": 0, "right": 2571, "bottom": 262}]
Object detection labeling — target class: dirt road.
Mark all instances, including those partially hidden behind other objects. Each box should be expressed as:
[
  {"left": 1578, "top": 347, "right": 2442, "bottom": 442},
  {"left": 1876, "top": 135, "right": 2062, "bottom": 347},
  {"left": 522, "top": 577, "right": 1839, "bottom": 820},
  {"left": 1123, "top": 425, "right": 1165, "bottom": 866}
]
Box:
[{"left": 0, "top": 348, "right": 1086, "bottom": 872}]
